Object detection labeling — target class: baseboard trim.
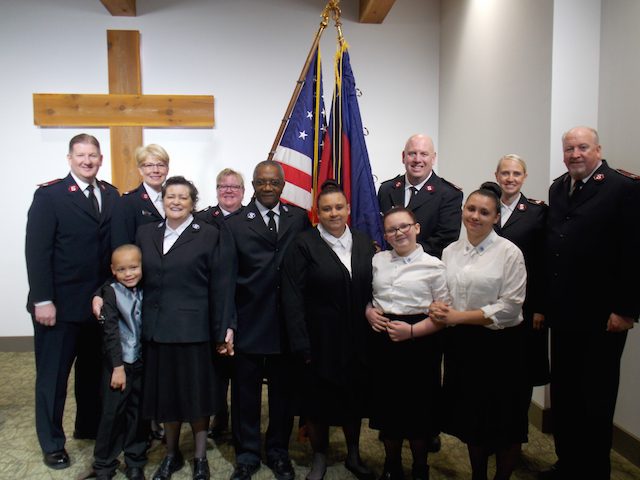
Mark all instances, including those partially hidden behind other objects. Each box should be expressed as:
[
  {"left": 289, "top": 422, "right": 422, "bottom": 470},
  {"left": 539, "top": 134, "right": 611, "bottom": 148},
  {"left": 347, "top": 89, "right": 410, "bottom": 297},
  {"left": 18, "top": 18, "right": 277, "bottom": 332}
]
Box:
[
  {"left": 0, "top": 336, "right": 33, "bottom": 352},
  {"left": 529, "top": 399, "right": 640, "bottom": 468}
]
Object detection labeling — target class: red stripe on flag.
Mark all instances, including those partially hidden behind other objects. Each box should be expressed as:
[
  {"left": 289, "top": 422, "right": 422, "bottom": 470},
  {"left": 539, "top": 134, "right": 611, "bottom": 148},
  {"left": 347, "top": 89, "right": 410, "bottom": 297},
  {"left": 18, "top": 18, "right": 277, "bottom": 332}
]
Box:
[{"left": 278, "top": 162, "right": 313, "bottom": 191}]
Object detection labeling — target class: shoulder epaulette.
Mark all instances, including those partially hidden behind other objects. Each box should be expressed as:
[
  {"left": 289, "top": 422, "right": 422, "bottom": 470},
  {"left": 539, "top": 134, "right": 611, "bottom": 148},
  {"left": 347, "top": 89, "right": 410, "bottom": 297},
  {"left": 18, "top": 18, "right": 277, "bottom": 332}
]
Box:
[
  {"left": 37, "top": 178, "right": 63, "bottom": 187},
  {"left": 616, "top": 168, "right": 640, "bottom": 180},
  {"left": 280, "top": 201, "right": 306, "bottom": 214},
  {"left": 123, "top": 190, "right": 134, "bottom": 195},
  {"left": 441, "top": 177, "right": 463, "bottom": 191},
  {"left": 553, "top": 172, "right": 569, "bottom": 183},
  {"left": 383, "top": 175, "right": 404, "bottom": 188},
  {"left": 99, "top": 180, "right": 117, "bottom": 190},
  {"left": 526, "top": 197, "right": 546, "bottom": 206}
]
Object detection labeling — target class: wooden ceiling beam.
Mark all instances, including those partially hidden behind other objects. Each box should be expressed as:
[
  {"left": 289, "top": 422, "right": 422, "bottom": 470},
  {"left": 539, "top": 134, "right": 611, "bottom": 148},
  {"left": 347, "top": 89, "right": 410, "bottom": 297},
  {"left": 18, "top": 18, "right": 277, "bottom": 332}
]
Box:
[
  {"left": 100, "top": 0, "right": 136, "bottom": 17},
  {"left": 359, "top": 0, "right": 396, "bottom": 24}
]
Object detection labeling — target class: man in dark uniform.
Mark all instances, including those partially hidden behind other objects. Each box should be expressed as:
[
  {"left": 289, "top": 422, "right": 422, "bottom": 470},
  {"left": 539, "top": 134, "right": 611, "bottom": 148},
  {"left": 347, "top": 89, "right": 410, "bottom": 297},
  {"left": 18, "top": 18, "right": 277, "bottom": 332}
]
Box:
[
  {"left": 221, "top": 160, "right": 310, "bottom": 480},
  {"left": 25, "top": 134, "right": 119, "bottom": 469},
  {"left": 195, "top": 167, "right": 246, "bottom": 439},
  {"left": 377, "top": 133, "right": 462, "bottom": 453},
  {"left": 377, "top": 134, "right": 462, "bottom": 259},
  {"left": 542, "top": 126, "right": 640, "bottom": 479}
]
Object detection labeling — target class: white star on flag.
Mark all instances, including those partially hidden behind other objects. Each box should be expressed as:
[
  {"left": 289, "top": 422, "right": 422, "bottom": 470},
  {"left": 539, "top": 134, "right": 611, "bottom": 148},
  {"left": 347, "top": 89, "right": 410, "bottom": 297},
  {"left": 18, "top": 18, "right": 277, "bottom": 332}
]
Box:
[
  {"left": 306, "top": 111, "right": 313, "bottom": 119},
  {"left": 298, "top": 131, "right": 308, "bottom": 140}
]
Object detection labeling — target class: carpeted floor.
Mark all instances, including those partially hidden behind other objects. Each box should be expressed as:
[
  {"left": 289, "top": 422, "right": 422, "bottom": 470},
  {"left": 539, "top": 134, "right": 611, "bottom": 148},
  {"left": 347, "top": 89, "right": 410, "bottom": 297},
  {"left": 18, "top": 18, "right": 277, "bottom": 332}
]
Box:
[{"left": 1, "top": 352, "right": 638, "bottom": 480}]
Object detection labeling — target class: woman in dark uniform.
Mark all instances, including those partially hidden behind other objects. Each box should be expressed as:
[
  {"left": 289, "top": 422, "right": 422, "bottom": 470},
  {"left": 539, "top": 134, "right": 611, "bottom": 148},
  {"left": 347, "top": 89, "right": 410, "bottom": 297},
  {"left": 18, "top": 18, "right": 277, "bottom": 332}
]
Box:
[
  {"left": 136, "top": 176, "right": 231, "bottom": 480},
  {"left": 111, "top": 144, "right": 169, "bottom": 248},
  {"left": 430, "top": 184, "right": 527, "bottom": 480},
  {"left": 493, "top": 155, "right": 550, "bottom": 410},
  {"left": 282, "top": 181, "right": 376, "bottom": 480},
  {"left": 365, "top": 207, "right": 450, "bottom": 480}
]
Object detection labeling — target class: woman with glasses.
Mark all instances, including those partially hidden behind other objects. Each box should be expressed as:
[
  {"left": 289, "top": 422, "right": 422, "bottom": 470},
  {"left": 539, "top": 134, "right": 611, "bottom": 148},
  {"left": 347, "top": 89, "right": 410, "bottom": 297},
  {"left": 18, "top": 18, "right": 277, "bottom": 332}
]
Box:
[
  {"left": 196, "top": 168, "right": 245, "bottom": 229},
  {"left": 282, "top": 180, "right": 376, "bottom": 480},
  {"left": 429, "top": 183, "right": 526, "bottom": 480},
  {"left": 365, "top": 207, "right": 450, "bottom": 480},
  {"left": 111, "top": 144, "right": 170, "bottom": 248}
]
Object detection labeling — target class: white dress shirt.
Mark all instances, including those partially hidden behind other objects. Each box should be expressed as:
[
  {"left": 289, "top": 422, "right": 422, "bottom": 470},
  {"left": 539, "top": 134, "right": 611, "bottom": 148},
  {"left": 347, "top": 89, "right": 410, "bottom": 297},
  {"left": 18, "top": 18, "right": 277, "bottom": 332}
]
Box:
[
  {"left": 143, "top": 182, "right": 164, "bottom": 218},
  {"left": 442, "top": 230, "right": 526, "bottom": 330},
  {"left": 70, "top": 171, "right": 102, "bottom": 211},
  {"left": 163, "top": 215, "right": 193, "bottom": 254},
  {"left": 404, "top": 172, "right": 432, "bottom": 207},
  {"left": 372, "top": 245, "right": 451, "bottom": 315},
  {"left": 317, "top": 224, "right": 353, "bottom": 276},
  {"left": 500, "top": 196, "right": 519, "bottom": 227},
  {"left": 255, "top": 201, "right": 280, "bottom": 230}
]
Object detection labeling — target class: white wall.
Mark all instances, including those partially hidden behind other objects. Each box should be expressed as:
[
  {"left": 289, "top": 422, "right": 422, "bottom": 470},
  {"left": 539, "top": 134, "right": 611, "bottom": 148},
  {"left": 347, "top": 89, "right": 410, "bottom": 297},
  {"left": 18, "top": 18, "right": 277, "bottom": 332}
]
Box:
[
  {"left": 598, "top": 0, "right": 640, "bottom": 441},
  {"left": 0, "top": 0, "right": 440, "bottom": 336}
]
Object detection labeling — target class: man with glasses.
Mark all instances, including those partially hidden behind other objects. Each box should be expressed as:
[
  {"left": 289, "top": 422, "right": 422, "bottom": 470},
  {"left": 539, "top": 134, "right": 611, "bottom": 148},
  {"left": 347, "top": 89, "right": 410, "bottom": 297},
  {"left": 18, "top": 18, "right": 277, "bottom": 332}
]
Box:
[
  {"left": 111, "top": 144, "right": 170, "bottom": 248},
  {"left": 377, "top": 134, "right": 462, "bottom": 260},
  {"left": 195, "top": 167, "right": 246, "bottom": 440},
  {"left": 220, "top": 160, "right": 310, "bottom": 480}
]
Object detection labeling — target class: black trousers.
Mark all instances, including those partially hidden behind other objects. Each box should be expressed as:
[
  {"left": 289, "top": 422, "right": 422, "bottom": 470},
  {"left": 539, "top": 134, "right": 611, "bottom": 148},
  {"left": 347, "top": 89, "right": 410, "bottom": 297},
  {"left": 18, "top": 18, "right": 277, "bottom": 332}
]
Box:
[
  {"left": 231, "top": 352, "right": 294, "bottom": 466},
  {"left": 550, "top": 328, "right": 627, "bottom": 479},
  {"left": 33, "top": 319, "right": 102, "bottom": 453},
  {"left": 93, "top": 360, "right": 147, "bottom": 475}
]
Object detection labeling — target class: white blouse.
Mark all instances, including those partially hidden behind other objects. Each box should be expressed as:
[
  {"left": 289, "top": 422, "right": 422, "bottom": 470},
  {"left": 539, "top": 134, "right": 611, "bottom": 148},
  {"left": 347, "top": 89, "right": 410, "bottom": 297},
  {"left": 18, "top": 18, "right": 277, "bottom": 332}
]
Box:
[
  {"left": 317, "top": 224, "right": 353, "bottom": 276},
  {"left": 372, "top": 245, "right": 451, "bottom": 315},
  {"left": 442, "top": 230, "right": 526, "bottom": 330}
]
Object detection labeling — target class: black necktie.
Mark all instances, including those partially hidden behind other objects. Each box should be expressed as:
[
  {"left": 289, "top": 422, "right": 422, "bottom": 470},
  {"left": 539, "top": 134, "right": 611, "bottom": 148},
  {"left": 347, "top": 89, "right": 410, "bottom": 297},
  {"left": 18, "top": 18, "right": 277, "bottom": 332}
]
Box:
[
  {"left": 407, "top": 186, "right": 419, "bottom": 207},
  {"left": 267, "top": 210, "right": 277, "bottom": 237},
  {"left": 87, "top": 184, "right": 100, "bottom": 215},
  {"left": 570, "top": 180, "right": 583, "bottom": 197}
]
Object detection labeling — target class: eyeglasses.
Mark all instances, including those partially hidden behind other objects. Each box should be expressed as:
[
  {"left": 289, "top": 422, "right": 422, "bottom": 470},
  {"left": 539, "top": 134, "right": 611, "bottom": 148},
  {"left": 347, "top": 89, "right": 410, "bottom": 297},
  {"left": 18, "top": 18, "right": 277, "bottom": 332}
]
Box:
[
  {"left": 384, "top": 223, "right": 416, "bottom": 235},
  {"left": 254, "top": 179, "right": 284, "bottom": 188},
  {"left": 140, "top": 163, "right": 168, "bottom": 170},
  {"left": 217, "top": 184, "right": 243, "bottom": 191}
]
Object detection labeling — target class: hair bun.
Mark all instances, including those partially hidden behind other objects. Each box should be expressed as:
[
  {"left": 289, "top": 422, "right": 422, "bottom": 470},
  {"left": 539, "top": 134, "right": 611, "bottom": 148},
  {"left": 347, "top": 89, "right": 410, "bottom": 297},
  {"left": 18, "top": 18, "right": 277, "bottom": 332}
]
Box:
[
  {"left": 479, "top": 181, "right": 502, "bottom": 199},
  {"left": 320, "top": 179, "right": 341, "bottom": 193}
]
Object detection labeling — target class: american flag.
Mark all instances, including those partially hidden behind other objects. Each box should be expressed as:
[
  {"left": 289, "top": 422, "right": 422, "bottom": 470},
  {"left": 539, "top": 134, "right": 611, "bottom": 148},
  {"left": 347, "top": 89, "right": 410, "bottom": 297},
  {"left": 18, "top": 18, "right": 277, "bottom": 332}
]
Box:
[{"left": 274, "top": 47, "right": 326, "bottom": 210}]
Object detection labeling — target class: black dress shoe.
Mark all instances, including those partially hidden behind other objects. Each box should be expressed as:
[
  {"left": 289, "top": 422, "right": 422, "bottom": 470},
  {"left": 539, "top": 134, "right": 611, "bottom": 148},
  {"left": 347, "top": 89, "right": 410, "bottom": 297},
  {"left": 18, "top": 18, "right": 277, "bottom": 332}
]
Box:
[
  {"left": 43, "top": 449, "right": 70, "bottom": 469},
  {"left": 538, "top": 462, "right": 562, "bottom": 479},
  {"left": 152, "top": 453, "right": 184, "bottom": 480},
  {"left": 267, "top": 457, "right": 295, "bottom": 480},
  {"left": 230, "top": 463, "right": 260, "bottom": 480},
  {"left": 125, "top": 465, "right": 146, "bottom": 480},
  {"left": 426, "top": 435, "right": 441, "bottom": 453},
  {"left": 208, "top": 410, "right": 229, "bottom": 439},
  {"left": 193, "top": 457, "right": 211, "bottom": 480},
  {"left": 378, "top": 465, "right": 404, "bottom": 480},
  {"left": 345, "top": 461, "right": 375, "bottom": 480}
]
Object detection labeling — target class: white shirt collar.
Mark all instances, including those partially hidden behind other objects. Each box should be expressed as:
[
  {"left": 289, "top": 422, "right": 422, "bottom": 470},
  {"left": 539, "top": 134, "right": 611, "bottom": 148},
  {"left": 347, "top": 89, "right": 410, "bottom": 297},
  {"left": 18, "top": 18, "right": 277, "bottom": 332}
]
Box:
[
  {"left": 70, "top": 172, "right": 97, "bottom": 192},
  {"left": 165, "top": 214, "right": 193, "bottom": 237},
  {"left": 255, "top": 200, "right": 280, "bottom": 217},
  {"left": 390, "top": 244, "right": 423, "bottom": 264},
  {"left": 317, "top": 223, "right": 352, "bottom": 249},
  {"left": 143, "top": 182, "right": 162, "bottom": 201},
  {"left": 463, "top": 229, "right": 498, "bottom": 256},
  {"left": 574, "top": 160, "right": 603, "bottom": 186},
  {"left": 404, "top": 172, "right": 432, "bottom": 192}
]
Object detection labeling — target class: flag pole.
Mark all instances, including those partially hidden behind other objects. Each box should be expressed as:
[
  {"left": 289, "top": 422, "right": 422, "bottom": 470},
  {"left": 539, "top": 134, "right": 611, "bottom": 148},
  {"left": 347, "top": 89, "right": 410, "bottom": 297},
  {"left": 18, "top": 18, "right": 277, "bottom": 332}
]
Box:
[{"left": 267, "top": 0, "right": 341, "bottom": 161}]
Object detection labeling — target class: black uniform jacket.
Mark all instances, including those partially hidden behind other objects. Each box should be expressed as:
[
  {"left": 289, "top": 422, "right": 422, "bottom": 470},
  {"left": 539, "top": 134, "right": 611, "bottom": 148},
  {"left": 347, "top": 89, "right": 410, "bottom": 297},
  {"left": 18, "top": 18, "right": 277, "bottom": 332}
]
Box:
[
  {"left": 282, "top": 228, "right": 375, "bottom": 384},
  {"left": 26, "top": 174, "right": 119, "bottom": 323},
  {"left": 377, "top": 173, "right": 462, "bottom": 258},
  {"left": 221, "top": 200, "right": 311, "bottom": 355},
  {"left": 495, "top": 193, "right": 547, "bottom": 316},
  {"left": 545, "top": 160, "right": 640, "bottom": 330},
  {"left": 194, "top": 204, "right": 244, "bottom": 229},
  {"left": 111, "top": 183, "right": 163, "bottom": 248},
  {"left": 136, "top": 219, "right": 232, "bottom": 344}
]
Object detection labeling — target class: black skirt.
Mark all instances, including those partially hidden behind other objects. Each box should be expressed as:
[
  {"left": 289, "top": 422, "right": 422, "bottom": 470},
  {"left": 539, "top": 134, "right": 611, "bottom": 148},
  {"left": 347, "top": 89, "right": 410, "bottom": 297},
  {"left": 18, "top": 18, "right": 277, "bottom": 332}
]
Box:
[
  {"left": 442, "top": 323, "right": 529, "bottom": 447},
  {"left": 142, "top": 341, "right": 219, "bottom": 423},
  {"left": 369, "top": 314, "right": 442, "bottom": 440}
]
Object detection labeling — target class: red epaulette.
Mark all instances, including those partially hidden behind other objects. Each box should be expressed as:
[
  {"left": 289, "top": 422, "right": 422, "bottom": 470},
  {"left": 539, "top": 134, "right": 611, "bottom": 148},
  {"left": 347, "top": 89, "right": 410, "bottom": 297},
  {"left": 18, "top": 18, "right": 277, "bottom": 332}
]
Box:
[
  {"left": 441, "top": 177, "right": 463, "bottom": 191},
  {"left": 527, "top": 198, "right": 546, "bottom": 206},
  {"left": 37, "top": 178, "right": 63, "bottom": 187},
  {"left": 616, "top": 169, "right": 640, "bottom": 180}
]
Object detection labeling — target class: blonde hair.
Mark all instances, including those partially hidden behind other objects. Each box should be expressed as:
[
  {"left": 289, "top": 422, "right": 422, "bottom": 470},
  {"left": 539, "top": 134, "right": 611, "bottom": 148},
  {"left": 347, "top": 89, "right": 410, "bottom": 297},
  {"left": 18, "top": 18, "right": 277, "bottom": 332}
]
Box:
[
  {"left": 135, "top": 144, "right": 170, "bottom": 167},
  {"left": 496, "top": 154, "right": 527, "bottom": 174},
  {"left": 216, "top": 168, "right": 245, "bottom": 189}
]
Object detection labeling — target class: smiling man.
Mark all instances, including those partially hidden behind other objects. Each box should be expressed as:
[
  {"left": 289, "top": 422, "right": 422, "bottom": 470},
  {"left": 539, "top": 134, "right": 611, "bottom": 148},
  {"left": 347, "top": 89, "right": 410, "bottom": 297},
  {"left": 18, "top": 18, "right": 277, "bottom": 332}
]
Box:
[
  {"left": 377, "top": 134, "right": 462, "bottom": 260},
  {"left": 25, "top": 134, "right": 119, "bottom": 470},
  {"left": 543, "top": 126, "right": 640, "bottom": 479}
]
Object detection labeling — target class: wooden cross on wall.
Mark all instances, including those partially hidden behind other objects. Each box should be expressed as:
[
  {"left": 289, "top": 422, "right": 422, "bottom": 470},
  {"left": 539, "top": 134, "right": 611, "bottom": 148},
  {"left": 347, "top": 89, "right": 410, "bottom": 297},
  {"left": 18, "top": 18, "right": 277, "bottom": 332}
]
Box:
[{"left": 33, "top": 30, "right": 214, "bottom": 192}]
